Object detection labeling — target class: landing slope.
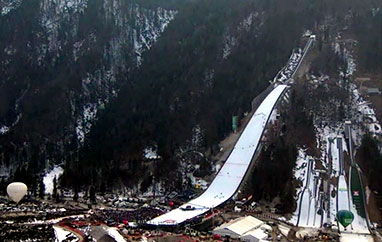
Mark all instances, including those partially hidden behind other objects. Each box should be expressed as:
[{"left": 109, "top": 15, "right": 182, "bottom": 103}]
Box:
[{"left": 148, "top": 84, "right": 288, "bottom": 225}]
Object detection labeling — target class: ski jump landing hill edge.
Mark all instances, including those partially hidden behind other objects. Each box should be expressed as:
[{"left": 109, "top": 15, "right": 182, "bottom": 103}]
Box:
[{"left": 148, "top": 84, "right": 288, "bottom": 226}]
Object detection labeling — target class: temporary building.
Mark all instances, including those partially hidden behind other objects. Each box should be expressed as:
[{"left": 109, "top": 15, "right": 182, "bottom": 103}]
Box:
[
  {"left": 241, "top": 228, "right": 269, "bottom": 242},
  {"left": 213, "top": 216, "right": 271, "bottom": 242}
]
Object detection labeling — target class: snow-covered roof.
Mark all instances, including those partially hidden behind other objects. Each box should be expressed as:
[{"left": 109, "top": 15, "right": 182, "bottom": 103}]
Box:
[
  {"left": 241, "top": 228, "right": 269, "bottom": 241},
  {"left": 214, "top": 216, "right": 264, "bottom": 237}
]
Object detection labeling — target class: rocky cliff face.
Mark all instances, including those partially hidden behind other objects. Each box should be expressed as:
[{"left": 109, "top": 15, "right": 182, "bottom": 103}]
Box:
[{"left": 0, "top": 0, "right": 176, "bottom": 178}]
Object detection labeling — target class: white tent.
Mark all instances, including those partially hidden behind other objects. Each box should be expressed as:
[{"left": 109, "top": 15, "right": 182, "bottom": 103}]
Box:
[
  {"left": 241, "top": 229, "right": 269, "bottom": 242},
  {"left": 213, "top": 216, "right": 270, "bottom": 241}
]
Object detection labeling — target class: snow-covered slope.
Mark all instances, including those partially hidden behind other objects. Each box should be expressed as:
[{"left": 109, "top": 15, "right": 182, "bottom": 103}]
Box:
[{"left": 148, "top": 85, "right": 288, "bottom": 225}]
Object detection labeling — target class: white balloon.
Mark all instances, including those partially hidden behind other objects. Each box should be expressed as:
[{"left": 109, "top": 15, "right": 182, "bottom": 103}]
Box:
[{"left": 7, "top": 182, "right": 28, "bottom": 203}]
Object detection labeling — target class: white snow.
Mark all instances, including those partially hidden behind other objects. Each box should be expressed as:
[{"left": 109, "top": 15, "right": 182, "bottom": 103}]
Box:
[
  {"left": 1, "top": 0, "right": 22, "bottom": 16},
  {"left": 337, "top": 175, "right": 350, "bottom": 212},
  {"left": 290, "top": 138, "right": 341, "bottom": 228},
  {"left": 334, "top": 149, "right": 369, "bottom": 234},
  {"left": 73, "top": 6, "right": 177, "bottom": 144},
  {"left": 351, "top": 84, "right": 382, "bottom": 139},
  {"left": 132, "top": 6, "right": 177, "bottom": 66},
  {"left": 0, "top": 125, "right": 10, "bottom": 135},
  {"left": 222, "top": 35, "right": 238, "bottom": 59},
  {"left": 365, "top": 186, "right": 371, "bottom": 204},
  {"left": 273, "top": 35, "right": 314, "bottom": 84},
  {"left": 296, "top": 154, "right": 322, "bottom": 228},
  {"left": 189, "top": 176, "right": 208, "bottom": 190},
  {"left": 240, "top": 12, "right": 255, "bottom": 31},
  {"left": 295, "top": 228, "right": 319, "bottom": 239},
  {"left": 222, "top": 12, "right": 258, "bottom": 59},
  {"left": 213, "top": 163, "right": 221, "bottom": 174},
  {"left": 289, "top": 149, "right": 310, "bottom": 225},
  {"left": 0, "top": 84, "right": 29, "bottom": 136},
  {"left": 75, "top": 102, "right": 99, "bottom": 143},
  {"left": 303, "top": 30, "right": 312, "bottom": 37},
  {"left": 148, "top": 85, "right": 288, "bottom": 225},
  {"left": 344, "top": 49, "right": 356, "bottom": 77},
  {"left": 278, "top": 224, "right": 290, "bottom": 238},
  {"left": 340, "top": 233, "right": 374, "bottom": 242},
  {"left": 287, "top": 37, "right": 374, "bottom": 236},
  {"left": 141, "top": 181, "right": 165, "bottom": 198},
  {"left": 53, "top": 225, "right": 76, "bottom": 242},
  {"left": 104, "top": 226, "right": 126, "bottom": 242},
  {"left": 192, "top": 125, "right": 204, "bottom": 148},
  {"left": 43, "top": 166, "right": 64, "bottom": 195},
  {"left": 269, "top": 109, "right": 279, "bottom": 123},
  {"left": 144, "top": 146, "right": 160, "bottom": 160},
  {"left": 39, "top": 0, "right": 88, "bottom": 55}
]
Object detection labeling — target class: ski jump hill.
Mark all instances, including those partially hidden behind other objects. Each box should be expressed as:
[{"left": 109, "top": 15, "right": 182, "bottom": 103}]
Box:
[{"left": 148, "top": 84, "right": 288, "bottom": 226}]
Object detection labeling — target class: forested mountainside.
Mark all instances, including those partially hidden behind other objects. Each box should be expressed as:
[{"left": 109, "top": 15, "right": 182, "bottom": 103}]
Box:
[
  {"left": 64, "top": 0, "right": 313, "bottom": 189},
  {"left": 0, "top": 0, "right": 178, "bottom": 180},
  {"left": 0, "top": 0, "right": 381, "bottom": 192}
]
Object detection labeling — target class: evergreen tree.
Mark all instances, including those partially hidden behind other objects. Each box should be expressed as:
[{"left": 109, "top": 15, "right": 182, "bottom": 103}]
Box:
[
  {"left": 73, "top": 186, "right": 79, "bottom": 201},
  {"left": 89, "top": 186, "right": 96, "bottom": 203},
  {"left": 0, "top": 178, "right": 6, "bottom": 196},
  {"left": 53, "top": 176, "right": 57, "bottom": 199},
  {"left": 39, "top": 178, "right": 45, "bottom": 199},
  {"left": 55, "top": 189, "right": 61, "bottom": 203}
]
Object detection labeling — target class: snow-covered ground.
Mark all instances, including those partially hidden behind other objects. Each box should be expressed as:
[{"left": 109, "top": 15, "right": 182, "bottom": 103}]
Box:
[
  {"left": 76, "top": 102, "right": 99, "bottom": 143},
  {"left": 144, "top": 146, "right": 160, "bottom": 160},
  {"left": 189, "top": 175, "right": 208, "bottom": 190},
  {"left": 339, "top": 233, "right": 374, "bottom": 242},
  {"left": 290, "top": 126, "right": 346, "bottom": 228},
  {"left": 148, "top": 85, "right": 288, "bottom": 225},
  {"left": 293, "top": 124, "right": 370, "bottom": 237},
  {"left": 289, "top": 149, "right": 313, "bottom": 225},
  {"left": 222, "top": 12, "right": 260, "bottom": 59},
  {"left": 0, "top": 125, "right": 10, "bottom": 135},
  {"left": 350, "top": 84, "right": 382, "bottom": 143},
  {"left": 344, "top": 172, "right": 369, "bottom": 234},
  {"left": 104, "top": 226, "right": 126, "bottom": 242},
  {"left": 323, "top": 130, "right": 369, "bottom": 234},
  {"left": 43, "top": 166, "right": 64, "bottom": 195},
  {"left": 273, "top": 49, "right": 302, "bottom": 84},
  {"left": 329, "top": 135, "right": 345, "bottom": 223},
  {"left": 0, "top": 83, "right": 29, "bottom": 136},
  {"left": 74, "top": 6, "right": 177, "bottom": 144},
  {"left": 131, "top": 6, "right": 177, "bottom": 66},
  {"left": 285, "top": 35, "right": 374, "bottom": 238},
  {"left": 337, "top": 41, "right": 382, "bottom": 145},
  {"left": 294, "top": 150, "right": 322, "bottom": 228},
  {"left": 273, "top": 34, "right": 314, "bottom": 84},
  {"left": 53, "top": 225, "right": 77, "bottom": 242},
  {"left": 337, "top": 175, "right": 350, "bottom": 213},
  {"left": 269, "top": 109, "right": 279, "bottom": 124},
  {"left": 1, "top": 0, "right": 22, "bottom": 16}
]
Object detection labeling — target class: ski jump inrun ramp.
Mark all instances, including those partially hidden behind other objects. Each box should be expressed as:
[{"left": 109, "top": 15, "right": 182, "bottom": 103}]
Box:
[{"left": 148, "top": 84, "right": 288, "bottom": 226}]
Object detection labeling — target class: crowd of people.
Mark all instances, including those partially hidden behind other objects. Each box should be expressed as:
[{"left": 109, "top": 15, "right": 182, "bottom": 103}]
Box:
[{"left": 93, "top": 207, "right": 165, "bottom": 225}]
